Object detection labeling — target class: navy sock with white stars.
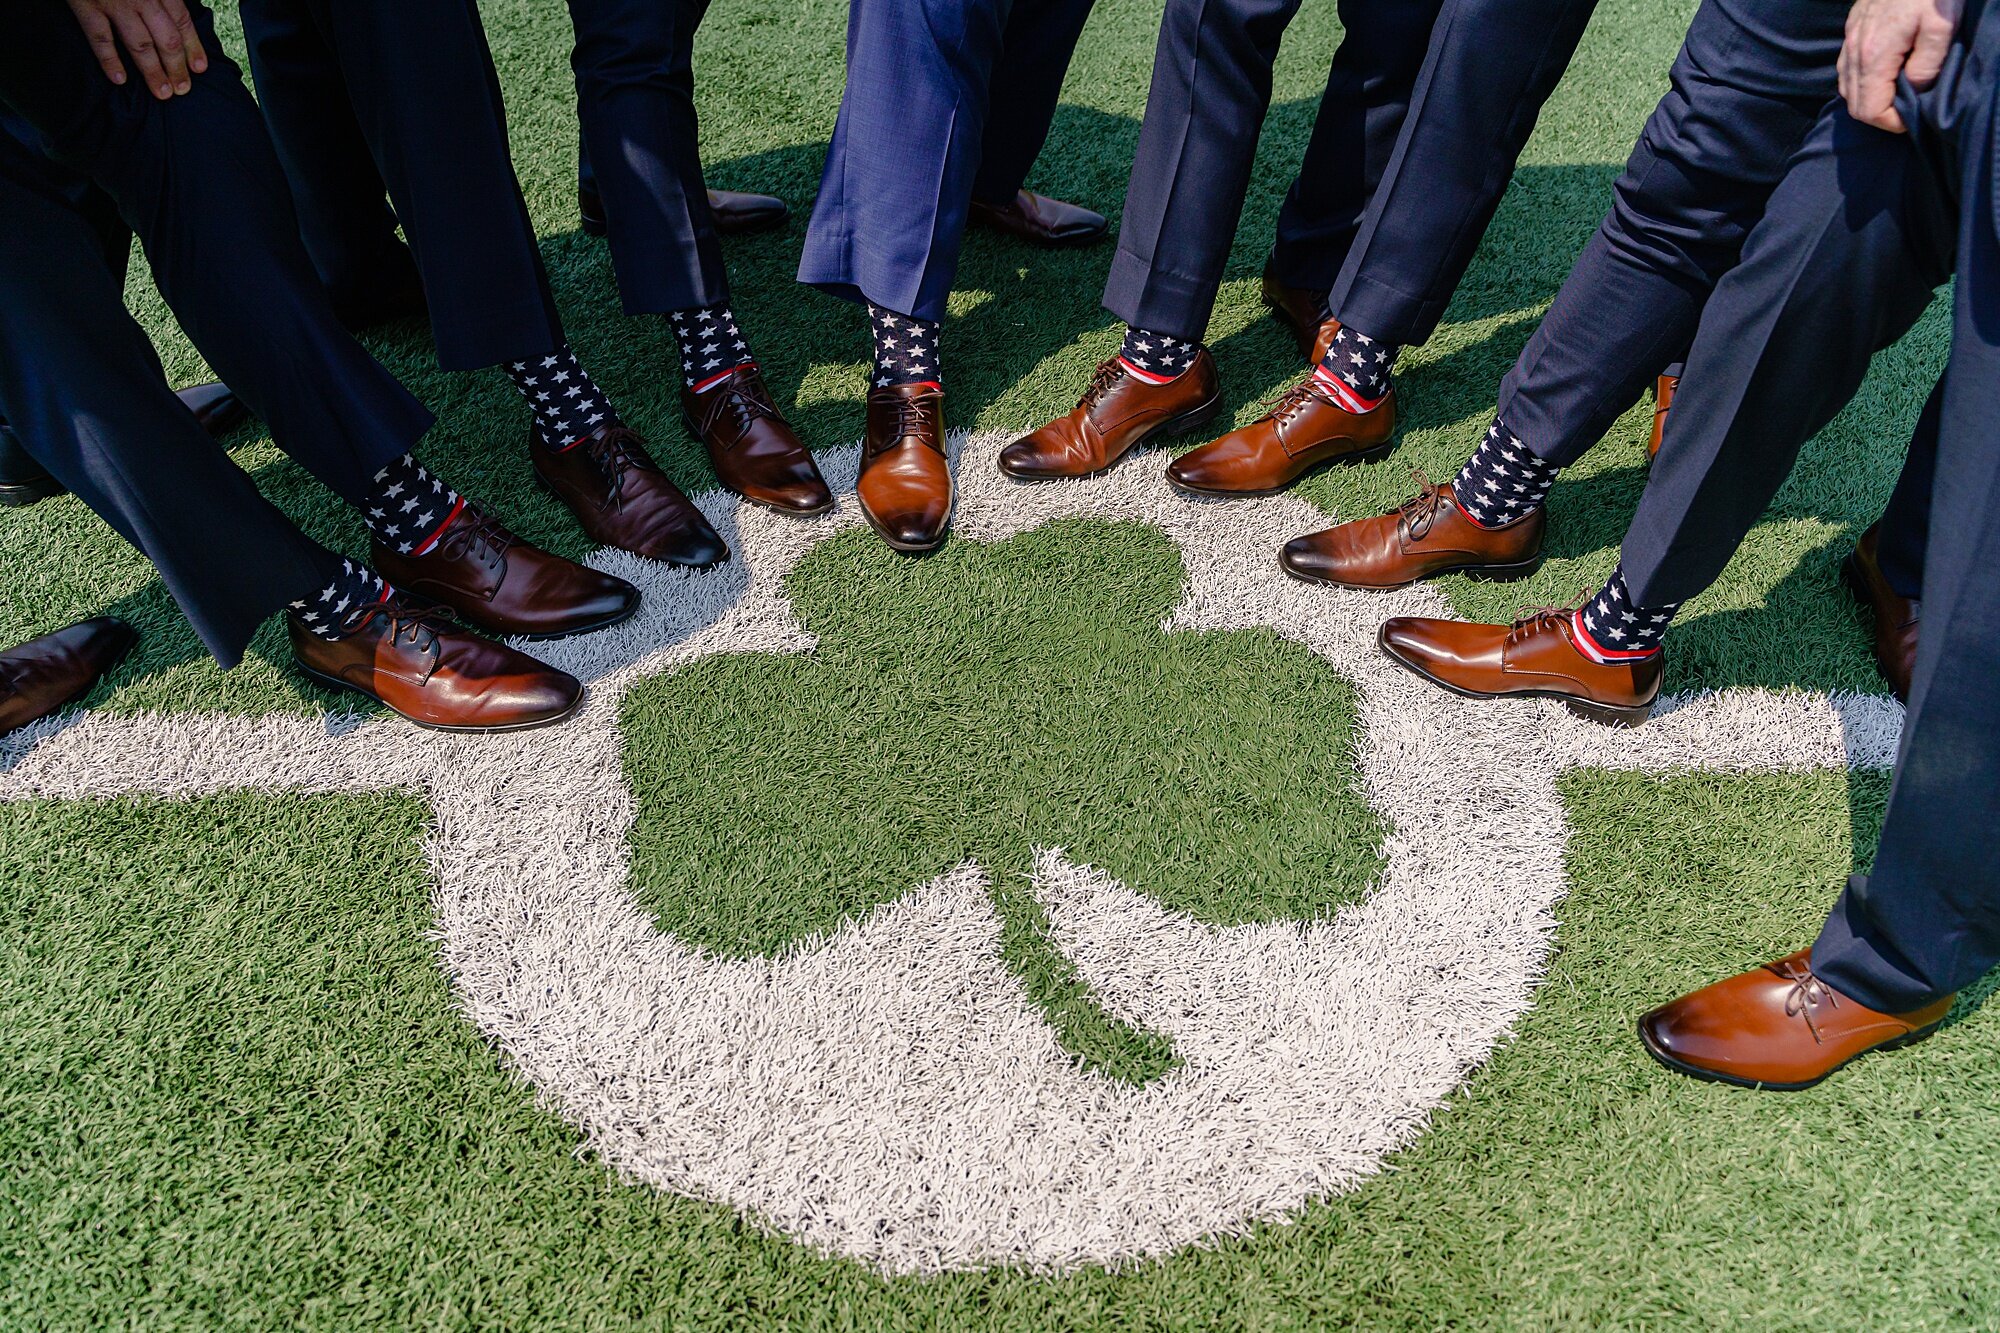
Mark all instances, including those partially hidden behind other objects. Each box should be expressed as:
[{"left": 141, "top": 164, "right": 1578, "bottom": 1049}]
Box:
[
  {"left": 360, "top": 453, "right": 463, "bottom": 556},
  {"left": 669, "top": 304, "right": 754, "bottom": 390},
  {"left": 1571, "top": 564, "right": 1679, "bottom": 662},
  {"left": 287, "top": 554, "right": 390, "bottom": 641},
  {"left": 1117, "top": 326, "right": 1201, "bottom": 383},
  {"left": 503, "top": 344, "right": 618, "bottom": 450},
  {"left": 868, "top": 304, "right": 941, "bottom": 388},
  {"left": 1312, "top": 325, "right": 1395, "bottom": 410},
  {"left": 1450, "top": 419, "right": 1562, "bottom": 528}
]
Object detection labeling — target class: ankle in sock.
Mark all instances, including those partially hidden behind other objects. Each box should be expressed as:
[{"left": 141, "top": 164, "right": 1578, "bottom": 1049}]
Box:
[
  {"left": 868, "top": 303, "right": 941, "bottom": 388},
  {"left": 1451, "top": 419, "right": 1561, "bottom": 528},
  {"left": 288, "top": 556, "right": 390, "bottom": 640},
  {"left": 1314, "top": 325, "right": 1396, "bottom": 411},
  {"left": 1571, "top": 564, "right": 1678, "bottom": 662},
  {"left": 669, "top": 304, "right": 754, "bottom": 392},
  {"left": 1117, "top": 326, "right": 1201, "bottom": 384},
  {"left": 505, "top": 344, "right": 618, "bottom": 451},
  {"left": 362, "top": 453, "right": 463, "bottom": 556}
]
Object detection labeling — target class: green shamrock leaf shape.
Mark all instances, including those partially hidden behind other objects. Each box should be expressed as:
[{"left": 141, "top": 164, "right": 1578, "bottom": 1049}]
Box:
[{"left": 621, "top": 516, "right": 1387, "bottom": 1083}]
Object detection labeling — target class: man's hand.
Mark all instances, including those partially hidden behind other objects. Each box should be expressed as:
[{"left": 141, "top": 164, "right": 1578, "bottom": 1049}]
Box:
[
  {"left": 1839, "top": 0, "right": 1962, "bottom": 132},
  {"left": 65, "top": 0, "right": 209, "bottom": 101}
]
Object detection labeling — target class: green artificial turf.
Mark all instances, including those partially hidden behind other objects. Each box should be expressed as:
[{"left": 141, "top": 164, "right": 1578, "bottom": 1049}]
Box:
[{"left": 1, "top": 0, "right": 1987, "bottom": 1326}]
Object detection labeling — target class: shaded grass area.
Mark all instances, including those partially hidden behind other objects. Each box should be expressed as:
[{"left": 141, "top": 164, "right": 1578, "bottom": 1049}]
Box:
[
  {"left": 4, "top": 774, "right": 1995, "bottom": 1330},
  {"left": 622, "top": 517, "right": 1386, "bottom": 1081}
]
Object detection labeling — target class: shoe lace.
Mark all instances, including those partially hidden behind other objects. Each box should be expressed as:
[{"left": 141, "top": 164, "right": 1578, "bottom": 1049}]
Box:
[
  {"left": 1079, "top": 358, "right": 1126, "bottom": 413},
  {"left": 1396, "top": 468, "right": 1446, "bottom": 539},
  {"left": 585, "top": 426, "right": 653, "bottom": 506},
  {"left": 1776, "top": 956, "right": 1840, "bottom": 1044},
  {"left": 701, "top": 372, "right": 776, "bottom": 442},
  {"left": 1505, "top": 589, "right": 1590, "bottom": 647},
  {"left": 891, "top": 393, "right": 934, "bottom": 443},
  {"left": 431, "top": 502, "right": 513, "bottom": 575},
  {"left": 1257, "top": 375, "right": 1335, "bottom": 429},
  {"left": 339, "top": 594, "right": 448, "bottom": 677}
]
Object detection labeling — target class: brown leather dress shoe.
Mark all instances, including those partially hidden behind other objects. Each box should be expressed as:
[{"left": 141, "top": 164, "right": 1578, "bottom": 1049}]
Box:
[
  {"left": 682, "top": 365, "right": 833, "bottom": 514},
  {"left": 370, "top": 501, "right": 640, "bottom": 641},
  {"left": 968, "top": 188, "right": 1108, "bottom": 247},
  {"left": 858, "top": 383, "right": 952, "bottom": 553},
  {"left": 1377, "top": 605, "right": 1663, "bottom": 727},
  {"left": 579, "top": 185, "right": 789, "bottom": 238},
  {"left": 1842, "top": 522, "right": 1920, "bottom": 702},
  {"left": 0, "top": 616, "right": 137, "bottom": 734},
  {"left": 1280, "top": 475, "right": 1545, "bottom": 589},
  {"left": 999, "top": 353, "right": 1222, "bottom": 481},
  {"left": 1647, "top": 374, "right": 1678, "bottom": 462},
  {"left": 532, "top": 424, "right": 730, "bottom": 568},
  {"left": 1260, "top": 265, "right": 1340, "bottom": 365},
  {"left": 289, "top": 595, "right": 582, "bottom": 733},
  {"left": 1167, "top": 378, "right": 1396, "bottom": 497},
  {"left": 1640, "top": 949, "right": 1954, "bottom": 1090}
]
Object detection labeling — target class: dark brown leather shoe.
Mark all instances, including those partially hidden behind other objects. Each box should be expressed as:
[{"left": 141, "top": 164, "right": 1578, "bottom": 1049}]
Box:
[
  {"left": 1377, "top": 606, "right": 1663, "bottom": 727},
  {"left": 1280, "top": 475, "right": 1545, "bottom": 589},
  {"left": 579, "top": 185, "right": 789, "bottom": 238},
  {"left": 1640, "top": 949, "right": 1954, "bottom": 1090},
  {"left": 858, "top": 383, "right": 952, "bottom": 553},
  {"left": 1261, "top": 264, "right": 1340, "bottom": 365},
  {"left": 370, "top": 501, "right": 640, "bottom": 641},
  {"left": 1842, "top": 522, "right": 1919, "bottom": 702},
  {"left": 289, "top": 595, "right": 582, "bottom": 732},
  {"left": 999, "top": 353, "right": 1221, "bottom": 481},
  {"left": 968, "top": 188, "right": 1108, "bottom": 247},
  {"left": 1647, "top": 374, "right": 1678, "bottom": 462},
  {"left": 1167, "top": 378, "right": 1396, "bottom": 497},
  {"left": 0, "top": 616, "right": 137, "bottom": 734},
  {"left": 682, "top": 365, "right": 833, "bottom": 514},
  {"left": 178, "top": 381, "right": 251, "bottom": 437},
  {"left": 532, "top": 424, "right": 729, "bottom": 569}
]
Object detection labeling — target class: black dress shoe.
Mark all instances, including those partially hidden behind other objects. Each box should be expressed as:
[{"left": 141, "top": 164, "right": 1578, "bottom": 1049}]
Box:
[
  {"left": 0, "top": 423, "right": 64, "bottom": 508},
  {"left": 177, "top": 381, "right": 251, "bottom": 437}
]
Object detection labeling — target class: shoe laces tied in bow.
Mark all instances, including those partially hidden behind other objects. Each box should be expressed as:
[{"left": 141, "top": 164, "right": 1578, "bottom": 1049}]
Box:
[
  {"left": 1776, "top": 956, "right": 1842, "bottom": 1044},
  {"left": 1506, "top": 589, "right": 1591, "bottom": 647},
  {"left": 433, "top": 503, "right": 513, "bottom": 575},
  {"left": 1396, "top": 468, "right": 1447, "bottom": 540},
  {"left": 585, "top": 427, "right": 653, "bottom": 506}
]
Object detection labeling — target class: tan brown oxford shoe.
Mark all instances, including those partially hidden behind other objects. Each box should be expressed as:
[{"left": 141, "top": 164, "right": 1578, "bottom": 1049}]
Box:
[
  {"left": 1647, "top": 374, "right": 1678, "bottom": 462},
  {"left": 371, "top": 501, "right": 640, "bottom": 642},
  {"left": 1842, "top": 523, "right": 1919, "bottom": 702},
  {"left": 289, "top": 595, "right": 583, "bottom": 733},
  {"left": 1260, "top": 265, "right": 1340, "bottom": 365},
  {"left": 858, "top": 383, "right": 952, "bottom": 553},
  {"left": 1640, "top": 950, "right": 1954, "bottom": 1090},
  {"left": 532, "top": 424, "right": 729, "bottom": 569},
  {"left": 0, "top": 617, "right": 136, "bottom": 735},
  {"left": 999, "top": 353, "right": 1221, "bottom": 481},
  {"left": 1167, "top": 377, "right": 1396, "bottom": 497},
  {"left": 1377, "top": 606, "right": 1663, "bottom": 727},
  {"left": 682, "top": 365, "right": 833, "bottom": 515},
  {"left": 1280, "top": 475, "right": 1545, "bottom": 589},
  {"left": 968, "top": 188, "right": 1108, "bottom": 247}
]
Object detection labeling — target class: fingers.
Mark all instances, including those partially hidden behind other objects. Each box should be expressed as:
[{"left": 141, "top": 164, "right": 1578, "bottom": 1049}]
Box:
[
  {"left": 68, "top": 2, "right": 129, "bottom": 87},
  {"left": 138, "top": 1, "right": 194, "bottom": 95},
  {"left": 108, "top": 5, "right": 173, "bottom": 99},
  {"left": 1843, "top": 10, "right": 1921, "bottom": 132},
  {"left": 161, "top": 0, "right": 208, "bottom": 76},
  {"left": 1905, "top": 10, "right": 1955, "bottom": 89}
]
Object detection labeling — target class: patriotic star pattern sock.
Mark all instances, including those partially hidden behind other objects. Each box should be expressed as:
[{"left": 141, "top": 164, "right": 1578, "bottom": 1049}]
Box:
[
  {"left": 1571, "top": 564, "right": 1679, "bottom": 662},
  {"left": 868, "top": 304, "right": 941, "bottom": 388},
  {"left": 504, "top": 345, "right": 617, "bottom": 451},
  {"left": 1117, "top": 327, "right": 1201, "bottom": 384},
  {"left": 287, "top": 555, "right": 390, "bottom": 641},
  {"left": 1451, "top": 419, "right": 1562, "bottom": 528},
  {"left": 669, "top": 304, "right": 754, "bottom": 391},
  {"left": 360, "top": 454, "right": 463, "bottom": 556},
  {"left": 1312, "top": 325, "right": 1397, "bottom": 412}
]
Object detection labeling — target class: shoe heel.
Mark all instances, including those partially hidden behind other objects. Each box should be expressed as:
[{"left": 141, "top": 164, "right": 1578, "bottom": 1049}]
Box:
[
  {"left": 1561, "top": 695, "right": 1654, "bottom": 729},
  {"left": 1463, "top": 556, "right": 1544, "bottom": 584},
  {"left": 1160, "top": 395, "right": 1223, "bottom": 439}
]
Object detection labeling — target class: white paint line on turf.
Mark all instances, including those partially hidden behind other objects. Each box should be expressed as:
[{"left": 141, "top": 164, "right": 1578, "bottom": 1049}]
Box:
[{"left": 0, "top": 432, "right": 1901, "bottom": 1274}]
